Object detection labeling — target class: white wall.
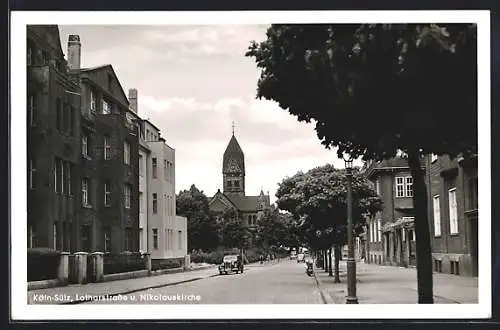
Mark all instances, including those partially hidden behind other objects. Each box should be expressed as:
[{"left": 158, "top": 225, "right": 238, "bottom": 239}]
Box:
[{"left": 138, "top": 147, "right": 149, "bottom": 253}]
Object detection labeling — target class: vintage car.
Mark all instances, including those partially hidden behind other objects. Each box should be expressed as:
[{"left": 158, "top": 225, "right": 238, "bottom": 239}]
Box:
[{"left": 219, "top": 254, "right": 244, "bottom": 275}]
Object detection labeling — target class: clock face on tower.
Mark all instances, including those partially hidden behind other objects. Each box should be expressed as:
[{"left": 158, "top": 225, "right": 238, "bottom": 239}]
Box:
[{"left": 227, "top": 158, "right": 241, "bottom": 173}]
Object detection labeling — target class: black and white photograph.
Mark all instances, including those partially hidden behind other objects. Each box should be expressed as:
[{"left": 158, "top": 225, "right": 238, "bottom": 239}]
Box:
[{"left": 10, "top": 10, "right": 491, "bottom": 320}]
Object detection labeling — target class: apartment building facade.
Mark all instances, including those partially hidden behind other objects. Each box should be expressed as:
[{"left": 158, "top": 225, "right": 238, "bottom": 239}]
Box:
[
  {"left": 67, "top": 34, "right": 140, "bottom": 253},
  {"left": 27, "top": 25, "right": 81, "bottom": 251},
  {"left": 363, "top": 156, "right": 422, "bottom": 267},
  {"left": 427, "top": 154, "right": 478, "bottom": 277},
  {"left": 130, "top": 90, "right": 188, "bottom": 260},
  {"left": 363, "top": 153, "right": 478, "bottom": 277}
]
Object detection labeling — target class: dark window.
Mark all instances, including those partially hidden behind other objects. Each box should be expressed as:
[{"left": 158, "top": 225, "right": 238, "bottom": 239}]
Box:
[
  {"left": 27, "top": 46, "right": 32, "bottom": 65},
  {"left": 104, "top": 227, "right": 112, "bottom": 253},
  {"left": 56, "top": 98, "right": 62, "bottom": 131},
  {"left": 66, "top": 162, "right": 73, "bottom": 195},
  {"left": 28, "top": 93, "right": 37, "bottom": 127},
  {"left": 153, "top": 228, "right": 158, "bottom": 250},
  {"left": 104, "top": 181, "right": 111, "bottom": 207},
  {"left": 82, "top": 225, "right": 91, "bottom": 252},
  {"left": 152, "top": 193, "right": 158, "bottom": 214},
  {"left": 152, "top": 158, "right": 157, "bottom": 178},
  {"left": 29, "top": 157, "right": 37, "bottom": 189},
  {"left": 227, "top": 180, "right": 232, "bottom": 187},
  {"left": 42, "top": 50, "right": 50, "bottom": 64}
]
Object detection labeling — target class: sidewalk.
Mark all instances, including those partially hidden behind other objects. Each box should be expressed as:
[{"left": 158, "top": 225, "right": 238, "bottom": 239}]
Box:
[{"left": 314, "top": 261, "right": 478, "bottom": 304}]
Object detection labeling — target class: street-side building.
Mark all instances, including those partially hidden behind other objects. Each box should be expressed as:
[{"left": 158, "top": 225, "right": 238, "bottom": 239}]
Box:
[
  {"left": 67, "top": 34, "right": 140, "bottom": 253},
  {"left": 427, "top": 154, "right": 478, "bottom": 277},
  {"left": 208, "top": 131, "right": 271, "bottom": 231},
  {"left": 130, "top": 89, "right": 187, "bottom": 261},
  {"left": 127, "top": 88, "right": 150, "bottom": 253},
  {"left": 27, "top": 25, "right": 81, "bottom": 251},
  {"left": 363, "top": 156, "right": 425, "bottom": 267}
]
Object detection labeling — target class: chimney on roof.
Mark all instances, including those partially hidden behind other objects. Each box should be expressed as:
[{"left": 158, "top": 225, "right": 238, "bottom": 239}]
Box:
[
  {"left": 67, "top": 35, "right": 81, "bottom": 71},
  {"left": 128, "top": 88, "right": 138, "bottom": 113}
]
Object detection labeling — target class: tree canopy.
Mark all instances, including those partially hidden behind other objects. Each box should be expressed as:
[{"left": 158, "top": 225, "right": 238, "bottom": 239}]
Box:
[
  {"left": 218, "top": 208, "right": 250, "bottom": 249},
  {"left": 255, "top": 207, "right": 301, "bottom": 250},
  {"left": 246, "top": 24, "right": 477, "bottom": 160},
  {"left": 275, "top": 164, "right": 383, "bottom": 249},
  {"left": 176, "top": 184, "right": 219, "bottom": 251}
]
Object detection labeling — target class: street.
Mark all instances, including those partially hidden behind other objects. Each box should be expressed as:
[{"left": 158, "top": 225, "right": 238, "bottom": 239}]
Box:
[{"left": 83, "top": 260, "right": 324, "bottom": 304}]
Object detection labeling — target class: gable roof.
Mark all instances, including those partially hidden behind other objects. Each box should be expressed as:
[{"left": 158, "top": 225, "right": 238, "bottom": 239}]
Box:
[
  {"left": 80, "top": 64, "right": 130, "bottom": 107},
  {"left": 226, "top": 194, "right": 270, "bottom": 212}
]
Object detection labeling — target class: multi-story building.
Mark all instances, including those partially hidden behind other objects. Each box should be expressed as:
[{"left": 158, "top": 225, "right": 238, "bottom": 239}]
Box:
[
  {"left": 363, "top": 156, "right": 424, "bottom": 267},
  {"left": 363, "top": 152, "right": 478, "bottom": 277},
  {"left": 67, "top": 34, "right": 140, "bottom": 253},
  {"left": 427, "top": 154, "right": 478, "bottom": 277},
  {"left": 27, "top": 25, "right": 81, "bottom": 251},
  {"left": 127, "top": 89, "right": 150, "bottom": 253},
  {"left": 130, "top": 89, "right": 188, "bottom": 260}
]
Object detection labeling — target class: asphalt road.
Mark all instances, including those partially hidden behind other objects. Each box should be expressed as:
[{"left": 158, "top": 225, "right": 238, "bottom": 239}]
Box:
[{"left": 83, "top": 259, "right": 324, "bottom": 304}]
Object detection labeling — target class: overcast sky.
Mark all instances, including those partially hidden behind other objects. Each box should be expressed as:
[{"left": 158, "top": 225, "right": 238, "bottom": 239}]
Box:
[{"left": 58, "top": 25, "right": 355, "bottom": 203}]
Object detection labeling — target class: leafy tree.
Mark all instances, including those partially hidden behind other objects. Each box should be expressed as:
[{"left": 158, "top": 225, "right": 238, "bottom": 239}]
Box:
[
  {"left": 276, "top": 164, "right": 382, "bottom": 279},
  {"left": 176, "top": 185, "right": 219, "bottom": 252},
  {"left": 219, "top": 208, "right": 250, "bottom": 250},
  {"left": 246, "top": 24, "right": 476, "bottom": 303},
  {"left": 256, "top": 208, "right": 299, "bottom": 250}
]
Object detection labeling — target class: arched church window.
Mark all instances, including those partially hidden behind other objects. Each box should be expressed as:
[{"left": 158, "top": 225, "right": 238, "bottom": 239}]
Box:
[
  {"left": 234, "top": 180, "right": 239, "bottom": 188},
  {"left": 228, "top": 181, "right": 232, "bottom": 187}
]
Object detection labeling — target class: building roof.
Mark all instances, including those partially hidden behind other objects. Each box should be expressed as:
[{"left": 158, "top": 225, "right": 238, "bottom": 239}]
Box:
[
  {"left": 79, "top": 64, "right": 130, "bottom": 108},
  {"left": 225, "top": 195, "right": 269, "bottom": 212},
  {"left": 223, "top": 134, "right": 245, "bottom": 174}
]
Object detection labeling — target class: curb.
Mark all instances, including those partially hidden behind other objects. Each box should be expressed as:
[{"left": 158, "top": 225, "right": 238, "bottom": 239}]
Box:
[{"left": 61, "top": 273, "right": 220, "bottom": 305}]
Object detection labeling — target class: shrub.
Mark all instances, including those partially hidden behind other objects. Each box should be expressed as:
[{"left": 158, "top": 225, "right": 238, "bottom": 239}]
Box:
[
  {"left": 103, "top": 252, "right": 146, "bottom": 275},
  {"left": 27, "top": 248, "right": 61, "bottom": 282},
  {"left": 151, "top": 257, "right": 184, "bottom": 271}
]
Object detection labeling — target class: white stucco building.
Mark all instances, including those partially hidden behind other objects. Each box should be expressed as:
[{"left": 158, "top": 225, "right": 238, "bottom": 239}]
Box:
[{"left": 128, "top": 88, "right": 188, "bottom": 261}]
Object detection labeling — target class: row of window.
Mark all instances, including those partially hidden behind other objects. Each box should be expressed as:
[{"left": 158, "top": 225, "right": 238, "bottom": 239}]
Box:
[
  {"left": 152, "top": 228, "right": 183, "bottom": 251},
  {"left": 89, "top": 90, "right": 113, "bottom": 115},
  {"left": 82, "top": 134, "right": 132, "bottom": 165},
  {"left": 432, "top": 188, "right": 459, "bottom": 237},
  {"left": 81, "top": 178, "right": 132, "bottom": 209},
  {"left": 27, "top": 44, "right": 65, "bottom": 72},
  {"left": 227, "top": 180, "right": 241, "bottom": 188},
  {"left": 369, "top": 218, "right": 416, "bottom": 243}
]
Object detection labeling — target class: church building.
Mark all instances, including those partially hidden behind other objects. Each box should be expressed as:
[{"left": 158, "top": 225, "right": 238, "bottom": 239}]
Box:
[{"left": 208, "top": 129, "right": 271, "bottom": 228}]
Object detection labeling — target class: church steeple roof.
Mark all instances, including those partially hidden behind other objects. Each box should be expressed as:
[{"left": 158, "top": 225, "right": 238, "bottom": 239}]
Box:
[{"left": 223, "top": 134, "right": 245, "bottom": 174}]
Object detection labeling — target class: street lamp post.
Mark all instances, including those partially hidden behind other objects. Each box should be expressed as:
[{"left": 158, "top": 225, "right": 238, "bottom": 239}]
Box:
[{"left": 344, "top": 155, "right": 358, "bottom": 304}]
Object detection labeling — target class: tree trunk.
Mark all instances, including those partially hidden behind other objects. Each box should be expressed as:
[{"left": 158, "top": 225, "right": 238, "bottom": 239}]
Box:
[
  {"left": 334, "top": 244, "right": 341, "bottom": 283},
  {"left": 324, "top": 250, "right": 328, "bottom": 271},
  {"left": 328, "top": 248, "right": 333, "bottom": 276},
  {"left": 408, "top": 151, "right": 434, "bottom": 304}
]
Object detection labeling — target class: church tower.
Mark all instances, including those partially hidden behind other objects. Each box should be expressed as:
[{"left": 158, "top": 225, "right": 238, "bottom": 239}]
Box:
[{"left": 222, "top": 124, "right": 245, "bottom": 196}]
